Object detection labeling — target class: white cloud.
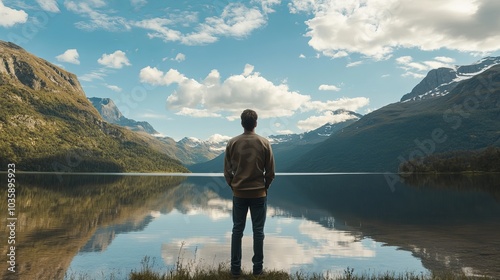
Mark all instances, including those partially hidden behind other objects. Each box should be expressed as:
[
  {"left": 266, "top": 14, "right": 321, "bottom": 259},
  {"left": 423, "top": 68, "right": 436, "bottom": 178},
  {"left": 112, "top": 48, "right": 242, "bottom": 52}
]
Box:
[
  {"left": 396, "top": 55, "right": 455, "bottom": 78},
  {"left": 140, "top": 67, "right": 186, "bottom": 85},
  {"left": 252, "top": 0, "right": 281, "bottom": 14},
  {"left": 141, "top": 64, "right": 310, "bottom": 119},
  {"left": 346, "top": 61, "right": 363, "bottom": 68},
  {"left": 56, "top": 49, "right": 80, "bottom": 64},
  {"left": 299, "top": 54, "right": 306, "bottom": 59},
  {"left": 64, "top": 0, "right": 131, "bottom": 31},
  {"left": 318, "top": 84, "right": 340, "bottom": 91},
  {"left": 276, "top": 129, "right": 294, "bottom": 135},
  {"left": 97, "top": 50, "right": 131, "bottom": 69},
  {"left": 297, "top": 110, "right": 360, "bottom": 131},
  {"left": 79, "top": 68, "right": 108, "bottom": 82},
  {"left": 64, "top": 1, "right": 278, "bottom": 46},
  {"left": 176, "top": 108, "right": 222, "bottom": 118},
  {"left": 140, "top": 65, "right": 369, "bottom": 124},
  {"left": 303, "top": 97, "right": 369, "bottom": 112},
  {"left": 135, "top": 2, "right": 276, "bottom": 45},
  {"left": 290, "top": 0, "right": 500, "bottom": 60},
  {"left": 435, "top": 56, "right": 456, "bottom": 63},
  {"left": 105, "top": 84, "right": 122, "bottom": 92},
  {"left": 36, "top": 0, "right": 60, "bottom": 12},
  {"left": 207, "top": 134, "right": 232, "bottom": 143},
  {"left": 0, "top": 1, "right": 28, "bottom": 27},
  {"left": 174, "top": 53, "right": 185, "bottom": 62},
  {"left": 242, "top": 64, "right": 255, "bottom": 77},
  {"left": 135, "top": 18, "right": 182, "bottom": 42}
]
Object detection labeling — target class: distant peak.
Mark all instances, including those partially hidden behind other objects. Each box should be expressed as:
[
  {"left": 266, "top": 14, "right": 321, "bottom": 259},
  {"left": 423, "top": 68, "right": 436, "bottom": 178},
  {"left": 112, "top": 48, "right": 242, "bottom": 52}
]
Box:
[{"left": 400, "top": 56, "right": 500, "bottom": 102}]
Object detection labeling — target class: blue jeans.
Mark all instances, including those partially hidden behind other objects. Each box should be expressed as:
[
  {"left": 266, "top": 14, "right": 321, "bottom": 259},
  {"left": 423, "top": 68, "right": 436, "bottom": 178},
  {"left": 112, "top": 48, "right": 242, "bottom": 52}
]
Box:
[{"left": 231, "top": 196, "right": 267, "bottom": 275}]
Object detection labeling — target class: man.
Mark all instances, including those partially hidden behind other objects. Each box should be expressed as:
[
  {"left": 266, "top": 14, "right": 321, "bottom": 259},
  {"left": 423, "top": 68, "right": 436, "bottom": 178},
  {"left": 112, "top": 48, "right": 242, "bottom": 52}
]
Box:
[{"left": 224, "top": 109, "right": 275, "bottom": 277}]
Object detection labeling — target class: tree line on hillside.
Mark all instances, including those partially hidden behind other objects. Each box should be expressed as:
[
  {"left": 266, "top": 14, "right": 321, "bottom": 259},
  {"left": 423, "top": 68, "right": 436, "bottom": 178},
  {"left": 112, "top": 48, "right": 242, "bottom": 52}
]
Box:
[{"left": 399, "top": 146, "right": 500, "bottom": 173}]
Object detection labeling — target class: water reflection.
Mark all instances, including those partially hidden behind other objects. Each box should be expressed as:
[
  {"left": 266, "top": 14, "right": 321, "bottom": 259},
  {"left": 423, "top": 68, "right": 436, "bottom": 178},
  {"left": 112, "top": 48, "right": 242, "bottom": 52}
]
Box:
[{"left": 1, "top": 173, "right": 499, "bottom": 280}]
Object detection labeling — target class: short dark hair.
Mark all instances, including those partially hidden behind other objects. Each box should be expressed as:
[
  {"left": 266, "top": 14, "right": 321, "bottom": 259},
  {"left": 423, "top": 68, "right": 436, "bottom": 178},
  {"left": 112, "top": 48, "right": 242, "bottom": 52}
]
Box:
[{"left": 241, "top": 109, "right": 258, "bottom": 130}]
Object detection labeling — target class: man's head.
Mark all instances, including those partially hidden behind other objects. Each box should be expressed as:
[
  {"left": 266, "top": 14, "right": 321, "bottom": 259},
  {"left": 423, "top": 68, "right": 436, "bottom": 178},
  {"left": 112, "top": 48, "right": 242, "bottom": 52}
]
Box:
[{"left": 241, "top": 109, "right": 258, "bottom": 131}]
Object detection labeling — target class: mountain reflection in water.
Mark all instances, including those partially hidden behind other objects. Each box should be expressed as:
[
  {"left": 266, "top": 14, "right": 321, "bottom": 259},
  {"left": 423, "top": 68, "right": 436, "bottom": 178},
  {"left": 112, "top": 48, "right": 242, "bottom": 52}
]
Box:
[{"left": 1, "top": 173, "right": 499, "bottom": 280}]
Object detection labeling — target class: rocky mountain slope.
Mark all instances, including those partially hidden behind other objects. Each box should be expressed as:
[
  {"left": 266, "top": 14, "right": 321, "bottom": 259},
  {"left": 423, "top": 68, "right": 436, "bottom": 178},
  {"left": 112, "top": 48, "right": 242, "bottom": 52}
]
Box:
[
  {"left": 288, "top": 62, "right": 500, "bottom": 172},
  {"left": 0, "top": 41, "right": 188, "bottom": 172},
  {"left": 89, "top": 97, "right": 159, "bottom": 135}
]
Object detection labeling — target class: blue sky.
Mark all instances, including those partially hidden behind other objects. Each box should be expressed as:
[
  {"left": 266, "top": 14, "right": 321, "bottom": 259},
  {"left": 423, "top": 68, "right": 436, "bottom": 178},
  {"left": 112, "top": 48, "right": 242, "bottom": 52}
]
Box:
[{"left": 1, "top": 0, "right": 500, "bottom": 141}]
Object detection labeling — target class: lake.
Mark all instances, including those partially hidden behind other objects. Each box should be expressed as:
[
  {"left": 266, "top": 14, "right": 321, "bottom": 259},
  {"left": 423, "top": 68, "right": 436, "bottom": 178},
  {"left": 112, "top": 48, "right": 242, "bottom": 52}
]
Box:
[{"left": 1, "top": 173, "right": 499, "bottom": 280}]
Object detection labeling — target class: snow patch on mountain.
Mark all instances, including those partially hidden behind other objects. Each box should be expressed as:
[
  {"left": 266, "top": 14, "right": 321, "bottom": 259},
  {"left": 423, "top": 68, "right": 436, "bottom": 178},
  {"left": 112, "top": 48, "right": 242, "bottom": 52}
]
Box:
[{"left": 401, "top": 56, "right": 500, "bottom": 102}]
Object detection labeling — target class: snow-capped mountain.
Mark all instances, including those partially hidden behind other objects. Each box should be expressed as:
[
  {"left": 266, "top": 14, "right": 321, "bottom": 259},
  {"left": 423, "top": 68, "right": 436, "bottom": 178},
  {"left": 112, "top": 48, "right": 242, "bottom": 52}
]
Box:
[
  {"left": 190, "top": 110, "right": 363, "bottom": 172},
  {"left": 90, "top": 95, "right": 364, "bottom": 168},
  {"left": 178, "top": 136, "right": 228, "bottom": 152},
  {"left": 269, "top": 109, "right": 363, "bottom": 145},
  {"left": 400, "top": 56, "right": 500, "bottom": 102}
]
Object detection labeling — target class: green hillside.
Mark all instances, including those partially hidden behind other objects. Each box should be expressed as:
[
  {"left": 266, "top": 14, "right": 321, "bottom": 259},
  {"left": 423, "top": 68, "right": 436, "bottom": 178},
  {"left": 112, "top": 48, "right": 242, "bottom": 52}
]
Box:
[
  {"left": 288, "top": 65, "right": 500, "bottom": 172},
  {"left": 0, "top": 41, "right": 188, "bottom": 173}
]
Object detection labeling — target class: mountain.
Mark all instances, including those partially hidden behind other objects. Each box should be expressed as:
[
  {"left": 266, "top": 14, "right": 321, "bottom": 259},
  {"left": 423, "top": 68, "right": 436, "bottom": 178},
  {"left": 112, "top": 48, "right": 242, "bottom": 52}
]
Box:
[
  {"left": 88, "top": 96, "right": 226, "bottom": 165},
  {"left": 189, "top": 109, "right": 362, "bottom": 172},
  {"left": 288, "top": 62, "right": 500, "bottom": 172},
  {"left": 269, "top": 109, "right": 362, "bottom": 144},
  {"left": 89, "top": 97, "right": 159, "bottom": 135},
  {"left": 0, "top": 41, "right": 188, "bottom": 172},
  {"left": 159, "top": 136, "right": 227, "bottom": 165},
  {"left": 400, "top": 56, "right": 500, "bottom": 102}
]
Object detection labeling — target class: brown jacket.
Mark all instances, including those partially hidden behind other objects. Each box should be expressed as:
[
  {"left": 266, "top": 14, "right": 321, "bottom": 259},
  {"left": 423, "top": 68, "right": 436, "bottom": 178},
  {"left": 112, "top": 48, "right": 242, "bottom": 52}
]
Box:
[{"left": 224, "top": 131, "right": 275, "bottom": 198}]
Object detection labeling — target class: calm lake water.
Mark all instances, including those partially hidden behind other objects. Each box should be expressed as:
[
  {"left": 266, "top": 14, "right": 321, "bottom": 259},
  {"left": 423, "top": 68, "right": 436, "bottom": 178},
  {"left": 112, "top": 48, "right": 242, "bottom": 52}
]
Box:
[{"left": 1, "top": 173, "right": 500, "bottom": 280}]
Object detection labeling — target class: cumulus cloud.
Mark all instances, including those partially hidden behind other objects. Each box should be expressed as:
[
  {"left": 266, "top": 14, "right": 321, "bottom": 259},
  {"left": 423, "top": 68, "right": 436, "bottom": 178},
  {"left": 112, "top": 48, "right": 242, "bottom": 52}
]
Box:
[
  {"left": 318, "top": 84, "right": 340, "bottom": 91},
  {"left": 290, "top": 0, "right": 500, "bottom": 60},
  {"left": 396, "top": 55, "right": 456, "bottom": 78},
  {"left": 36, "top": 0, "right": 60, "bottom": 12},
  {"left": 56, "top": 49, "right": 80, "bottom": 64},
  {"left": 207, "top": 134, "right": 232, "bottom": 143},
  {"left": 0, "top": 1, "right": 28, "bottom": 27},
  {"left": 174, "top": 53, "right": 185, "bottom": 62},
  {"left": 140, "top": 64, "right": 309, "bottom": 119},
  {"left": 97, "top": 50, "right": 131, "bottom": 69},
  {"left": 140, "top": 64, "right": 369, "bottom": 129}
]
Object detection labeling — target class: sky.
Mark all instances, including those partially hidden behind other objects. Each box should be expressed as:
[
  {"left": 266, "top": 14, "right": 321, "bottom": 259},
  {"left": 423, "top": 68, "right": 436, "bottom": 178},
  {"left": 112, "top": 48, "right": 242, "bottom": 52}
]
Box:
[{"left": 1, "top": 0, "right": 500, "bottom": 141}]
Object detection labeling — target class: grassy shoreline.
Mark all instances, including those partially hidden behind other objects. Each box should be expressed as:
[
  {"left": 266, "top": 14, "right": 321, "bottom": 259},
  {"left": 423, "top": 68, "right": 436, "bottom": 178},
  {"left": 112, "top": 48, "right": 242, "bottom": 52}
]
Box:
[{"left": 65, "top": 256, "right": 492, "bottom": 280}]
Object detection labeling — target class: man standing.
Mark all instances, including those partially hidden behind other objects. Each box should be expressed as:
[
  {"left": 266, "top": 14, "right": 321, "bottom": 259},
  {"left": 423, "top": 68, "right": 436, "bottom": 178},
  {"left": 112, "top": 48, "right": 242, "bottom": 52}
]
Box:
[{"left": 224, "top": 109, "right": 275, "bottom": 277}]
